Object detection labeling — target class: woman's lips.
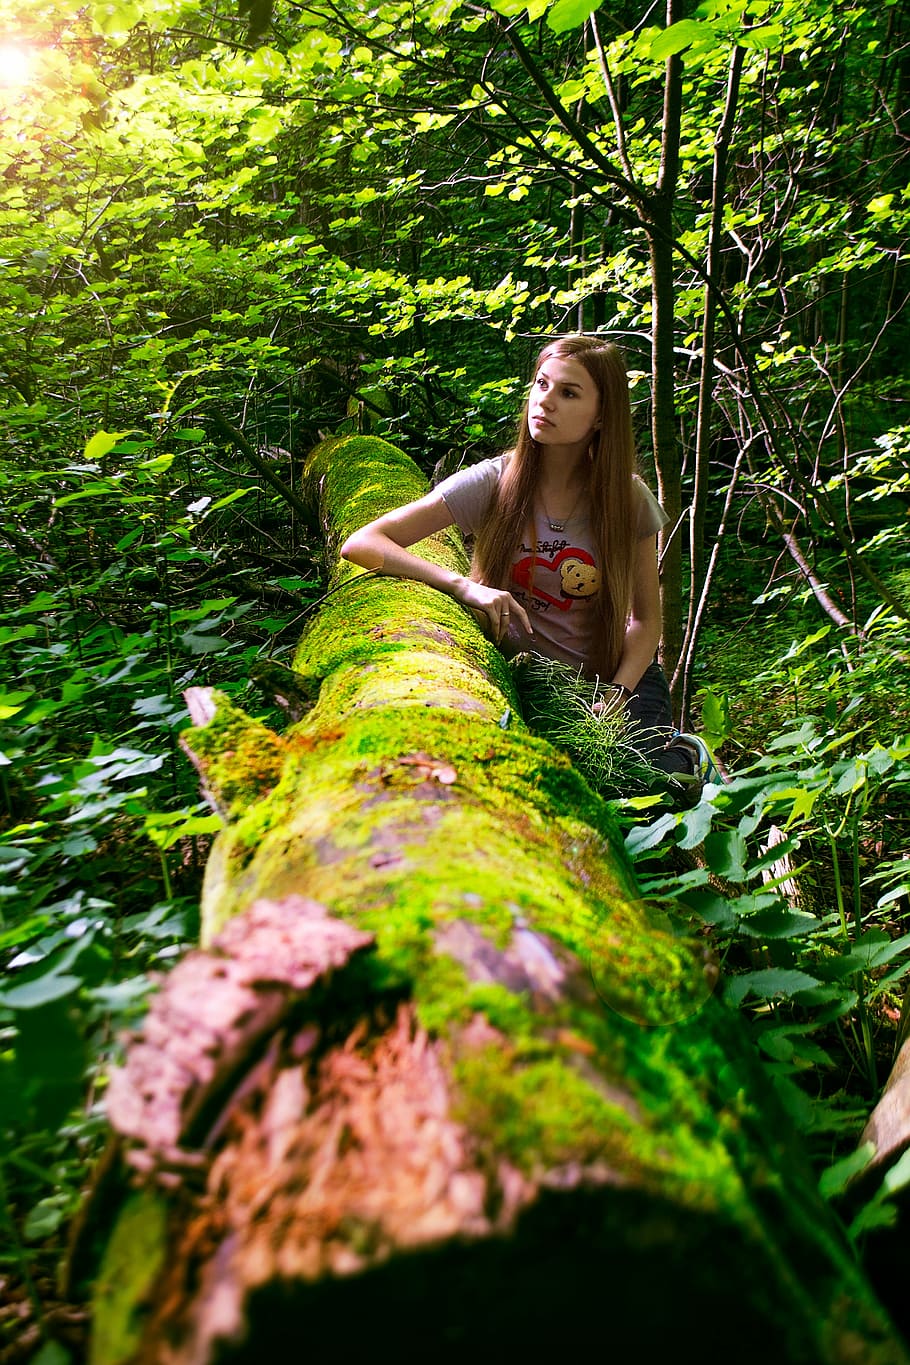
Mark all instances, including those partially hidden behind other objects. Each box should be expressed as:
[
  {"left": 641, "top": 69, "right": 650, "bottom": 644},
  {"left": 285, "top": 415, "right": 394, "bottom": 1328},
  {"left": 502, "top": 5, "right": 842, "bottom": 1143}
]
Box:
[{"left": 530, "top": 414, "right": 553, "bottom": 427}]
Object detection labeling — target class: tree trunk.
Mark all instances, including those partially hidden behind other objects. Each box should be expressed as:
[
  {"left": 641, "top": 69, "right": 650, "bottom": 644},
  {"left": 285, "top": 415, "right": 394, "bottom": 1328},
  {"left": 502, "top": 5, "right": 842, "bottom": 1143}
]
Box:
[
  {"left": 80, "top": 436, "right": 906, "bottom": 1365},
  {"left": 649, "top": 6, "right": 684, "bottom": 691},
  {"left": 675, "top": 41, "right": 745, "bottom": 725}
]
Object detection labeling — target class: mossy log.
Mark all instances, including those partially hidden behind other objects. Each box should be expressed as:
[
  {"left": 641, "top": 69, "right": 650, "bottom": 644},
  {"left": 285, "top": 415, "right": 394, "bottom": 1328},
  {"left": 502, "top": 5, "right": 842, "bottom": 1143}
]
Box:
[{"left": 84, "top": 436, "right": 907, "bottom": 1365}]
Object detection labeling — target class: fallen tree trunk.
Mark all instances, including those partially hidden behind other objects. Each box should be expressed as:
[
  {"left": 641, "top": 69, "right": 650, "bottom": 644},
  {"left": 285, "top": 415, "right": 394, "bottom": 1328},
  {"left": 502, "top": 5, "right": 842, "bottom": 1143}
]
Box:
[{"left": 80, "top": 436, "right": 906, "bottom": 1364}]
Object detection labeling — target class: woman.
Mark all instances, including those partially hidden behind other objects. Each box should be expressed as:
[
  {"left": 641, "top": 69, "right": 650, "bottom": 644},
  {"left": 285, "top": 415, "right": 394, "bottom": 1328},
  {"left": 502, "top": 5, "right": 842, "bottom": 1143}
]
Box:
[{"left": 340, "top": 335, "right": 708, "bottom": 788}]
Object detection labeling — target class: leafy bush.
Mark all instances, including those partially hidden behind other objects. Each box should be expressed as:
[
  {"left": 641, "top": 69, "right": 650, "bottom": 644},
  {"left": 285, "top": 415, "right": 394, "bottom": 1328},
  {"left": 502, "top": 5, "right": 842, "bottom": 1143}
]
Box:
[
  {"left": 619, "top": 625, "right": 910, "bottom": 1241},
  {"left": 0, "top": 425, "right": 323, "bottom": 1344}
]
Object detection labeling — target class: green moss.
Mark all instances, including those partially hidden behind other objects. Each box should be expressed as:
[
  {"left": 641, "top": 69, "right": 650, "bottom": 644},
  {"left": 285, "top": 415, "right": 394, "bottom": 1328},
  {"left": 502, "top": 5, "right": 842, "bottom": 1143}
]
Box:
[
  {"left": 186, "top": 692, "right": 286, "bottom": 820},
  {"left": 191, "top": 667, "right": 773, "bottom": 1215},
  {"left": 292, "top": 576, "right": 515, "bottom": 712},
  {"left": 89, "top": 1188, "right": 169, "bottom": 1365},
  {"left": 450, "top": 1037, "right": 750, "bottom": 1215},
  {"left": 454, "top": 1045, "right": 624, "bottom": 1168},
  {"left": 190, "top": 619, "right": 734, "bottom": 1202}
]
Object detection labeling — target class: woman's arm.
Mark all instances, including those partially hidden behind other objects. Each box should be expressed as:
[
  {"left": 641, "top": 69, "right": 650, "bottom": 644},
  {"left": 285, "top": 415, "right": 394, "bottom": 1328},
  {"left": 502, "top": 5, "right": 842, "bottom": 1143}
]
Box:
[
  {"left": 611, "top": 534, "right": 663, "bottom": 693},
  {"left": 340, "top": 491, "right": 533, "bottom": 644}
]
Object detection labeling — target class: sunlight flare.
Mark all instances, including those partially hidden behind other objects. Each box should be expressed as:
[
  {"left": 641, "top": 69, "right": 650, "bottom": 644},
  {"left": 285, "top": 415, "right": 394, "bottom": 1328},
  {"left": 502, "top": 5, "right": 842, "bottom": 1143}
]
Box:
[{"left": 0, "top": 42, "right": 33, "bottom": 87}]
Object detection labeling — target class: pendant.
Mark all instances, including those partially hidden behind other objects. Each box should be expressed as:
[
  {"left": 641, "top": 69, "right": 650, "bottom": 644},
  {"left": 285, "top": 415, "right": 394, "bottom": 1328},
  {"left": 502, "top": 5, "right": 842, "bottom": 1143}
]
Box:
[{"left": 548, "top": 519, "right": 566, "bottom": 532}]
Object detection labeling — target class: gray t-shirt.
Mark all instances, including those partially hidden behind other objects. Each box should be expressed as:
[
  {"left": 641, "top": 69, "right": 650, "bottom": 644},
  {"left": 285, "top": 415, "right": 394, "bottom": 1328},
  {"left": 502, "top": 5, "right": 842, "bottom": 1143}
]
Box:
[{"left": 436, "top": 455, "right": 668, "bottom": 674}]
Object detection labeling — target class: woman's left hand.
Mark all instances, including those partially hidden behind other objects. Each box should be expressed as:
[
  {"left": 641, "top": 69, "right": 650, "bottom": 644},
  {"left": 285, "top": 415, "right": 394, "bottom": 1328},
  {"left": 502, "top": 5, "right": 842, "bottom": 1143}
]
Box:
[{"left": 452, "top": 579, "right": 532, "bottom": 645}]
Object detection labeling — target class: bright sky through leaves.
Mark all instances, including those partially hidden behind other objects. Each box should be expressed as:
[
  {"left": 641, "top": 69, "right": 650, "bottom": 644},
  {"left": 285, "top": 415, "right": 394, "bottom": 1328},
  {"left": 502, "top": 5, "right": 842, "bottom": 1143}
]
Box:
[{"left": 0, "top": 42, "right": 32, "bottom": 86}]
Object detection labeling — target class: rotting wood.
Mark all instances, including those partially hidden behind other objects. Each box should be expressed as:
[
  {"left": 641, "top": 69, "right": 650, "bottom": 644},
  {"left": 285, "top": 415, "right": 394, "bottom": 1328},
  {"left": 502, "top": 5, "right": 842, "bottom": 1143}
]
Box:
[
  {"left": 760, "top": 822, "right": 803, "bottom": 909},
  {"left": 80, "top": 435, "right": 909, "bottom": 1365}
]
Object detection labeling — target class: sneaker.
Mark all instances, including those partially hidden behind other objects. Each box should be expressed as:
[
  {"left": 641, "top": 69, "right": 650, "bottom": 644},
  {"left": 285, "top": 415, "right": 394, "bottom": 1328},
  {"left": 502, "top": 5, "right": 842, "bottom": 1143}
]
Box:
[{"left": 664, "top": 732, "right": 719, "bottom": 785}]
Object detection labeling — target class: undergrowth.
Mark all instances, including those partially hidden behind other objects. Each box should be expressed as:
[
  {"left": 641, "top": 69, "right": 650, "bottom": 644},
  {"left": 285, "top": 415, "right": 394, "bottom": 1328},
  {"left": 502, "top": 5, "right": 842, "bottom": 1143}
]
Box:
[
  {"left": 0, "top": 426, "right": 324, "bottom": 1361},
  {"left": 622, "top": 600, "right": 910, "bottom": 1255}
]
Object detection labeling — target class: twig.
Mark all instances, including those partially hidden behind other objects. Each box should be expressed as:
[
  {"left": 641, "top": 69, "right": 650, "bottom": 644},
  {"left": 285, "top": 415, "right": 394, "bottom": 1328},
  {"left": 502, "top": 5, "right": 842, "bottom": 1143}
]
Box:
[{"left": 208, "top": 411, "right": 313, "bottom": 522}]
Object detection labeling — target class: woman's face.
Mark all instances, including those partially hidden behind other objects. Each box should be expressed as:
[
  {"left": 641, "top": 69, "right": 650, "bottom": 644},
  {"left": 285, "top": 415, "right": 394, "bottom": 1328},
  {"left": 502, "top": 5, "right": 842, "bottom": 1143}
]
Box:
[{"left": 527, "top": 355, "right": 602, "bottom": 453}]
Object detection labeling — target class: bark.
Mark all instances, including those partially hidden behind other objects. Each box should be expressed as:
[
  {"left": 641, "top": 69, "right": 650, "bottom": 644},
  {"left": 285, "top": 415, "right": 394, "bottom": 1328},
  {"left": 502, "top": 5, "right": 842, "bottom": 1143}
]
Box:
[
  {"left": 675, "top": 41, "right": 745, "bottom": 723},
  {"left": 648, "top": 203, "right": 684, "bottom": 682},
  {"left": 856, "top": 976, "right": 910, "bottom": 1194},
  {"left": 859, "top": 1033, "right": 910, "bottom": 1186},
  {"left": 78, "top": 436, "right": 907, "bottom": 1365},
  {"left": 649, "top": 1, "right": 684, "bottom": 689}
]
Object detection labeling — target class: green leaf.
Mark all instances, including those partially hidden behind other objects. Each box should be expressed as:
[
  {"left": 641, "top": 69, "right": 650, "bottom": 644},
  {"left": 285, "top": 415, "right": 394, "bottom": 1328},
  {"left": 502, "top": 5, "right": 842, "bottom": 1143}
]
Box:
[
  {"left": 849, "top": 1199, "right": 898, "bottom": 1239},
  {"left": 489, "top": 0, "right": 549, "bottom": 16},
  {"left": 725, "top": 967, "right": 821, "bottom": 1006},
  {"left": 881, "top": 1146, "right": 910, "bottom": 1196},
  {"left": 737, "top": 23, "right": 784, "bottom": 51},
  {"left": 703, "top": 829, "right": 748, "bottom": 881},
  {"left": 90, "top": 977, "right": 154, "bottom": 1012},
  {"left": 736, "top": 906, "right": 819, "bottom": 940},
  {"left": 91, "top": 0, "right": 142, "bottom": 38},
  {"left": 248, "top": 112, "right": 284, "bottom": 144},
  {"left": 31, "top": 1339, "right": 73, "bottom": 1365},
  {"left": 868, "top": 193, "right": 895, "bottom": 218},
  {"left": 53, "top": 482, "right": 120, "bottom": 508},
  {"left": 819, "top": 1141, "right": 875, "bottom": 1199},
  {"left": 0, "top": 688, "right": 33, "bottom": 719},
  {"left": 178, "top": 632, "right": 230, "bottom": 654},
  {"left": 697, "top": 686, "right": 731, "bottom": 747},
  {"left": 796, "top": 985, "right": 858, "bottom": 1013},
  {"left": 209, "top": 487, "right": 254, "bottom": 511},
  {"left": 0, "top": 915, "right": 49, "bottom": 950},
  {"left": 83, "top": 429, "right": 131, "bottom": 462},
  {"left": 678, "top": 886, "right": 736, "bottom": 930},
  {"left": 24, "top": 1194, "right": 71, "bottom": 1243},
  {"left": 777, "top": 785, "right": 820, "bottom": 825},
  {"left": 143, "top": 809, "right": 222, "bottom": 849},
  {"left": 646, "top": 19, "right": 712, "bottom": 59},
  {"left": 747, "top": 834, "right": 802, "bottom": 877},
  {"left": 412, "top": 111, "right": 457, "bottom": 132},
  {"left": 855, "top": 930, "right": 910, "bottom": 970},
  {"left": 137, "top": 453, "right": 176, "bottom": 473},
  {"left": 676, "top": 801, "right": 715, "bottom": 850},
  {"left": 547, "top": 0, "right": 602, "bottom": 35},
  {"left": 757, "top": 1030, "right": 794, "bottom": 1061},
  {"left": 624, "top": 811, "right": 678, "bottom": 858},
  {"left": 0, "top": 972, "right": 82, "bottom": 1008},
  {"left": 768, "top": 721, "right": 819, "bottom": 750},
  {"left": 426, "top": 0, "right": 461, "bottom": 28}
]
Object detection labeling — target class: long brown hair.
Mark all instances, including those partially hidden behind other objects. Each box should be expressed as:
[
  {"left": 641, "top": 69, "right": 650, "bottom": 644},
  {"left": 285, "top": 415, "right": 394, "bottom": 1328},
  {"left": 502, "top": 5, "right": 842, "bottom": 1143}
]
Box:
[{"left": 471, "top": 335, "right": 642, "bottom": 680}]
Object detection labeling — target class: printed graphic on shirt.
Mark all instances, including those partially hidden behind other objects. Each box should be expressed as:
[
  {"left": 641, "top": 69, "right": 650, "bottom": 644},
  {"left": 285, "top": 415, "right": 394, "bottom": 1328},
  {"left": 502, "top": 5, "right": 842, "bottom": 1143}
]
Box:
[{"left": 511, "top": 542, "right": 601, "bottom": 613}]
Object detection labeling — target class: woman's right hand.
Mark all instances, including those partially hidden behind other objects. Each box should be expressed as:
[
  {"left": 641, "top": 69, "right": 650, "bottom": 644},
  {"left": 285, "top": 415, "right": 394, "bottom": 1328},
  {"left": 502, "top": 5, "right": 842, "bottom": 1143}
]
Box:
[{"left": 452, "top": 579, "right": 533, "bottom": 645}]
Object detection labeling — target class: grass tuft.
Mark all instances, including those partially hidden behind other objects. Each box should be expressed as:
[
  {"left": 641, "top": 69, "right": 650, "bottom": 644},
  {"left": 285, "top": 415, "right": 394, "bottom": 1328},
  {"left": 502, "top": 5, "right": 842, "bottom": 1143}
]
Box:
[{"left": 509, "top": 652, "right": 658, "bottom": 800}]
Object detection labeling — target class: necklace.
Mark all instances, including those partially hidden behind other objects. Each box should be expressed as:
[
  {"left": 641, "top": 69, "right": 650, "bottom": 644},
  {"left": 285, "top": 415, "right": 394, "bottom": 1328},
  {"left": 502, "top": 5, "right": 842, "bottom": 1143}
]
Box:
[{"left": 540, "top": 486, "right": 584, "bottom": 533}]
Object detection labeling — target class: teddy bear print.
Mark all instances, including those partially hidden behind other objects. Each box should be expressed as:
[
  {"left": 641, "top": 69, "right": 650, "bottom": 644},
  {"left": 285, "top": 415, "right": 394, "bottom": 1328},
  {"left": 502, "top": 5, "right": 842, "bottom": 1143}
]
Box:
[{"left": 559, "top": 557, "right": 600, "bottom": 599}]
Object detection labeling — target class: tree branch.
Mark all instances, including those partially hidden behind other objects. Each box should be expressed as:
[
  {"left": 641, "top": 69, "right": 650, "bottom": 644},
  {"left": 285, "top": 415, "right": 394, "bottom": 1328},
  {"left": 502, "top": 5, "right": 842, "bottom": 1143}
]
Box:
[
  {"left": 493, "top": 15, "right": 648, "bottom": 210},
  {"left": 208, "top": 410, "right": 313, "bottom": 523}
]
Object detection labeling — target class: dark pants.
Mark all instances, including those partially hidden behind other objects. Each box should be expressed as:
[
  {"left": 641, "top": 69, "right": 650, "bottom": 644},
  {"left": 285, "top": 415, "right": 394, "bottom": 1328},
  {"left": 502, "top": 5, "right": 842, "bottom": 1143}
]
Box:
[{"left": 627, "top": 661, "right": 692, "bottom": 777}]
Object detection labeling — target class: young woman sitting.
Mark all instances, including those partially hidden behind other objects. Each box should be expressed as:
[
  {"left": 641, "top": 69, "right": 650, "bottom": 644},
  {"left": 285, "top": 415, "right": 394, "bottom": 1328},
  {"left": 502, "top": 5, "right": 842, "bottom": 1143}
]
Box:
[{"left": 340, "top": 334, "right": 712, "bottom": 794}]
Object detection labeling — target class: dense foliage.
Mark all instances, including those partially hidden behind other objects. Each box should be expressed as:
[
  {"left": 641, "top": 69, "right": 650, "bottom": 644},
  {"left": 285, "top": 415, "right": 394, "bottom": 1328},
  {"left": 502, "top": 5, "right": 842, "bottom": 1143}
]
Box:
[{"left": 1, "top": 0, "right": 909, "bottom": 1356}]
